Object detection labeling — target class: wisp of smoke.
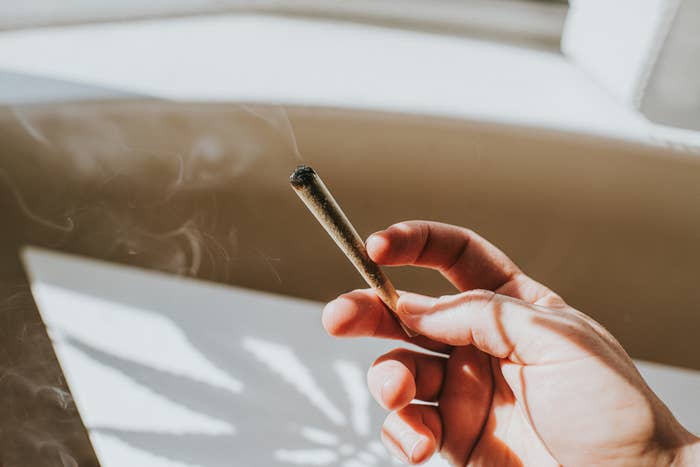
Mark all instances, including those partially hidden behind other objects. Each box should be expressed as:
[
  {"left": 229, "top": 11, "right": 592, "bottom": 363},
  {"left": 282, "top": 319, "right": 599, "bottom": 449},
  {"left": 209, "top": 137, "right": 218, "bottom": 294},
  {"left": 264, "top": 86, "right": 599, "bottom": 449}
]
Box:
[
  {"left": 0, "top": 170, "right": 75, "bottom": 233},
  {"left": 2, "top": 102, "right": 306, "bottom": 466}
]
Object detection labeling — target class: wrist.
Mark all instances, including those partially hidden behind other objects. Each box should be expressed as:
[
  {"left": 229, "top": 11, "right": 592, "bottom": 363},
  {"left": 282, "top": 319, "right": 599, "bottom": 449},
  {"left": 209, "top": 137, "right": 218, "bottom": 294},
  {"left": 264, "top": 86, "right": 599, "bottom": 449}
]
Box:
[{"left": 671, "top": 436, "right": 700, "bottom": 467}]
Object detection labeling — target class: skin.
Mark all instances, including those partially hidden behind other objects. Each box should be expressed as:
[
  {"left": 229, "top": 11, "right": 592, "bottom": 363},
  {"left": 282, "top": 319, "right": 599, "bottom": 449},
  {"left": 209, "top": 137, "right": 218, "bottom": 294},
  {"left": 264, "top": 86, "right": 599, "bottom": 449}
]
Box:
[{"left": 322, "top": 221, "right": 700, "bottom": 466}]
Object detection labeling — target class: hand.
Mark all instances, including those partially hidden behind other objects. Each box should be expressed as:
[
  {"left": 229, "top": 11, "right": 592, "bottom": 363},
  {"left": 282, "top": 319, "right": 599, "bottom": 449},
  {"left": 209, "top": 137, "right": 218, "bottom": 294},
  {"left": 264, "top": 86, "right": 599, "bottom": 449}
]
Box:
[{"left": 322, "top": 221, "right": 699, "bottom": 466}]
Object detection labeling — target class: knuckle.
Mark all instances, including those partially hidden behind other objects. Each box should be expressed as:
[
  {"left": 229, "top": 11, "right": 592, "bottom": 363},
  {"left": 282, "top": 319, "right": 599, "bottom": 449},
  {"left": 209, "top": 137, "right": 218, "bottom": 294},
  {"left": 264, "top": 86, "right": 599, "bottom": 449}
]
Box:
[
  {"left": 468, "top": 289, "right": 496, "bottom": 300},
  {"left": 390, "top": 221, "right": 414, "bottom": 236},
  {"left": 456, "top": 289, "right": 496, "bottom": 311},
  {"left": 435, "top": 294, "right": 452, "bottom": 308}
]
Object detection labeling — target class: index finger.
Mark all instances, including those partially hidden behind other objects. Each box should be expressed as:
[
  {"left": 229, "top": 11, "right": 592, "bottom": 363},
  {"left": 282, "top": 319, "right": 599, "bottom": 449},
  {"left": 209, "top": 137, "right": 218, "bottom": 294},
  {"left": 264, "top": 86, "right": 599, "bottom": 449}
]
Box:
[
  {"left": 367, "top": 221, "right": 555, "bottom": 304},
  {"left": 323, "top": 288, "right": 452, "bottom": 353}
]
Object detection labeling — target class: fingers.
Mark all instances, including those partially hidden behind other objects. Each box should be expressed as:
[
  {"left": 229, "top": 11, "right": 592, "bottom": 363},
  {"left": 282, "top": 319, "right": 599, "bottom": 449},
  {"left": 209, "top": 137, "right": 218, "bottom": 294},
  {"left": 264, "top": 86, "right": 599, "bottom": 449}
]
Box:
[
  {"left": 367, "top": 348, "right": 446, "bottom": 410},
  {"left": 376, "top": 348, "right": 495, "bottom": 466},
  {"left": 439, "top": 345, "right": 493, "bottom": 466},
  {"left": 397, "top": 290, "right": 593, "bottom": 364},
  {"left": 366, "top": 221, "right": 519, "bottom": 292},
  {"left": 381, "top": 405, "right": 441, "bottom": 465},
  {"left": 367, "top": 221, "right": 556, "bottom": 304},
  {"left": 322, "top": 289, "right": 452, "bottom": 353},
  {"left": 323, "top": 285, "right": 586, "bottom": 364}
]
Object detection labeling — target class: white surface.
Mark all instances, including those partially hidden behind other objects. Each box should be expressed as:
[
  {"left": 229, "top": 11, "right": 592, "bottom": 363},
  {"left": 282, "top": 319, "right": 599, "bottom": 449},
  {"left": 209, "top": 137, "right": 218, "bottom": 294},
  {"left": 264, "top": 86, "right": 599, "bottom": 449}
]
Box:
[
  {"left": 0, "top": 15, "right": 651, "bottom": 141},
  {"left": 92, "top": 433, "right": 205, "bottom": 467},
  {"left": 21, "top": 247, "right": 700, "bottom": 466},
  {"left": 36, "top": 284, "right": 243, "bottom": 394},
  {"left": 636, "top": 360, "right": 700, "bottom": 435},
  {"left": 1, "top": 14, "right": 699, "bottom": 148},
  {"left": 0, "top": 0, "right": 567, "bottom": 46},
  {"left": 23, "top": 247, "right": 447, "bottom": 467},
  {"left": 563, "top": 0, "right": 680, "bottom": 106},
  {"left": 49, "top": 337, "right": 235, "bottom": 435},
  {"left": 241, "top": 337, "right": 348, "bottom": 426}
]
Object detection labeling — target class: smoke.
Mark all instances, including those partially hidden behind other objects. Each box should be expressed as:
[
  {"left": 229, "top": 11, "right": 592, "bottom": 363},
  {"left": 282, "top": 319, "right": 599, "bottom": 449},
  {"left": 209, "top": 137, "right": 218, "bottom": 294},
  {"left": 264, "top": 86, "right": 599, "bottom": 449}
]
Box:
[
  {"left": 11, "top": 107, "right": 51, "bottom": 147},
  {"left": 253, "top": 247, "right": 282, "bottom": 284},
  {"left": 241, "top": 105, "right": 304, "bottom": 162},
  {"left": 0, "top": 368, "right": 73, "bottom": 410},
  {"left": 1, "top": 101, "right": 305, "bottom": 466},
  {"left": 2, "top": 424, "right": 79, "bottom": 467},
  {"left": 0, "top": 170, "right": 75, "bottom": 233},
  {"left": 5, "top": 102, "right": 303, "bottom": 278},
  {"left": 117, "top": 218, "right": 234, "bottom": 279}
]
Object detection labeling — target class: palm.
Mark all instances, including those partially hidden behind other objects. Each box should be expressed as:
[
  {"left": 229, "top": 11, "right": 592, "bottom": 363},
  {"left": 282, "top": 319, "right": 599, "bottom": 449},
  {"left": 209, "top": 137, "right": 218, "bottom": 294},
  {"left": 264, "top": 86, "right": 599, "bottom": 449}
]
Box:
[
  {"left": 441, "top": 337, "right": 663, "bottom": 467},
  {"left": 440, "top": 351, "right": 557, "bottom": 466}
]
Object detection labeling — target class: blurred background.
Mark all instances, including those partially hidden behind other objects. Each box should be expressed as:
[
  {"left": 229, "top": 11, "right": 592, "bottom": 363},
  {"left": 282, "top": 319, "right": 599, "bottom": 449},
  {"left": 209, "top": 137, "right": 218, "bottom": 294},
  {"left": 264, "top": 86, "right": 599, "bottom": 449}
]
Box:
[
  {"left": 0, "top": 1, "right": 699, "bottom": 467},
  {"left": 1, "top": 0, "right": 570, "bottom": 45}
]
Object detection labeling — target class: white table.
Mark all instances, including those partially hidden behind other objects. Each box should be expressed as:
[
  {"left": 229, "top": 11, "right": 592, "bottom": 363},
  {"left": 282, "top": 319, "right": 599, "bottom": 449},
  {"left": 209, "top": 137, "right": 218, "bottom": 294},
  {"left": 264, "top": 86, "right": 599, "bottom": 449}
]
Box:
[{"left": 22, "top": 248, "right": 700, "bottom": 466}]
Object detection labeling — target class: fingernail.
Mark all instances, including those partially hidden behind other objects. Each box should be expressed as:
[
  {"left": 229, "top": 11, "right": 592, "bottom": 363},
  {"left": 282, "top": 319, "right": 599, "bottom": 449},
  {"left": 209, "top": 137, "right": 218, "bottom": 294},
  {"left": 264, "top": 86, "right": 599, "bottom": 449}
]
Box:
[
  {"left": 366, "top": 233, "right": 387, "bottom": 253},
  {"left": 323, "top": 298, "right": 337, "bottom": 311},
  {"left": 400, "top": 430, "right": 424, "bottom": 464},
  {"left": 382, "top": 432, "right": 409, "bottom": 464},
  {"left": 380, "top": 375, "right": 400, "bottom": 410},
  {"left": 408, "top": 437, "right": 426, "bottom": 463},
  {"left": 397, "top": 293, "right": 435, "bottom": 315},
  {"left": 321, "top": 297, "right": 341, "bottom": 320}
]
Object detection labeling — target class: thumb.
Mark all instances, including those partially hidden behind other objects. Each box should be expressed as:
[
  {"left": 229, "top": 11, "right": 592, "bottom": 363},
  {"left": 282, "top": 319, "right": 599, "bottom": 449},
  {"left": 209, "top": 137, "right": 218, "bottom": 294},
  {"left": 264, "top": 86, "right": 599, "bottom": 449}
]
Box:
[{"left": 397, "top": 290, "right": 589, "bottom": 364}]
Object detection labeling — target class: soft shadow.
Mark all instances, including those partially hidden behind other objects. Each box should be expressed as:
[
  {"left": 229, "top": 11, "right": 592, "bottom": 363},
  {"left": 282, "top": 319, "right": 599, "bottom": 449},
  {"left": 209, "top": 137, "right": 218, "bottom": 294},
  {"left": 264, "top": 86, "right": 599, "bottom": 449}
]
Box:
[
  {"left": 24, "top": 248, "right": 411, "bottom": 466},
  {"left": 476, "top": 295, "right": 696, "bottom": 463}
]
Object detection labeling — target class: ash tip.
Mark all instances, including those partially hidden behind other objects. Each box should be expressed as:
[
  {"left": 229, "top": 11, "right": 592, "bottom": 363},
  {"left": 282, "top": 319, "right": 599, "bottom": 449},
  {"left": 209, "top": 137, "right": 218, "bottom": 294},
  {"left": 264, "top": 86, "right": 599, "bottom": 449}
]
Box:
[{"left": 290, "top": 165, "right": 317, "bottom": 187}]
